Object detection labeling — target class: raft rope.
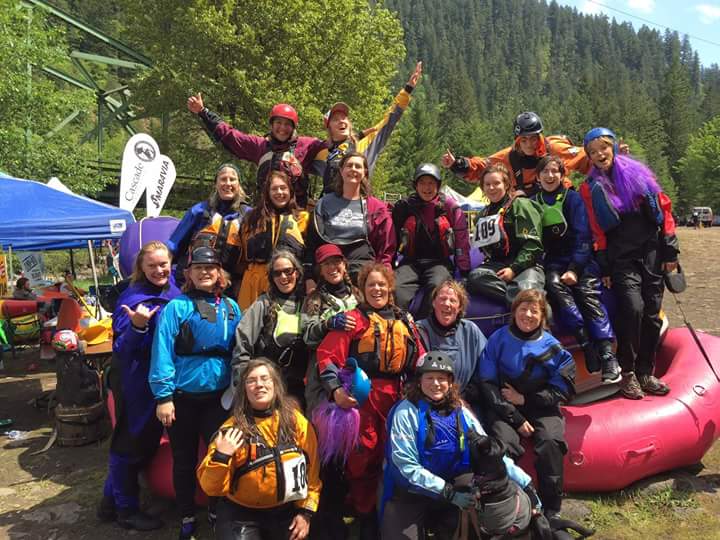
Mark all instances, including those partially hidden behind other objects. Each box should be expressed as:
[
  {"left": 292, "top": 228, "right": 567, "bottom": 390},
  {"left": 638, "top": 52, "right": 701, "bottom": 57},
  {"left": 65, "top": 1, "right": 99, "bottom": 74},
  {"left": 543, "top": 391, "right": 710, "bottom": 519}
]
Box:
[{"left": 669, "top": 292, "right": 720, "bottom": 384}]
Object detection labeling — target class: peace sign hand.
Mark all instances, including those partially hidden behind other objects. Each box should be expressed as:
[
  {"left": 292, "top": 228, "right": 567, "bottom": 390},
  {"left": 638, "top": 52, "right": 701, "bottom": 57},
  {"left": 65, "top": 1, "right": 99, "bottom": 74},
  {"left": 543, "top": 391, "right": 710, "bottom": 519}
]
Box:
[
  {"left": 215, "top": 427, "right": 244, "bottom": 455},
  {"left": 122, "top": 303, "right": 160, "bottom": 330}
]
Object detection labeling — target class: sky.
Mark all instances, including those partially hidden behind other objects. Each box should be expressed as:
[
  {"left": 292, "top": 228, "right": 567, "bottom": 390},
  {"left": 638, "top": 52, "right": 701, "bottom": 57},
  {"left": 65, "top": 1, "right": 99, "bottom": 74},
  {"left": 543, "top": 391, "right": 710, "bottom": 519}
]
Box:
[{"left": 555, "top": 0, "right": 720, "bottom": 67}]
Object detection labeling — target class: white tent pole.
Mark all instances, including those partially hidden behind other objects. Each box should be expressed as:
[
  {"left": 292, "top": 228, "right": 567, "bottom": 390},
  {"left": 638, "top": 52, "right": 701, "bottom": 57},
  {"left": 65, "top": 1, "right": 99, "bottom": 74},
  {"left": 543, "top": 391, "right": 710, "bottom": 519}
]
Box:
[
  {"left": 7, "top": 245, "right": 13, "bottom": 287},
  {"left": 87, "top": 240, "right": 101, "bottom": 319}
]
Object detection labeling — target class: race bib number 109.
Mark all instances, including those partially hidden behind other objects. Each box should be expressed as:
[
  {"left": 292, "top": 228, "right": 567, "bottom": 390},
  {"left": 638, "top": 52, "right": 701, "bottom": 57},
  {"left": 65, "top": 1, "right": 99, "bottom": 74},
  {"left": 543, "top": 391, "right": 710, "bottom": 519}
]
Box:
[{"left": 473, "top": 214, "right": 502, "bottom": 248}]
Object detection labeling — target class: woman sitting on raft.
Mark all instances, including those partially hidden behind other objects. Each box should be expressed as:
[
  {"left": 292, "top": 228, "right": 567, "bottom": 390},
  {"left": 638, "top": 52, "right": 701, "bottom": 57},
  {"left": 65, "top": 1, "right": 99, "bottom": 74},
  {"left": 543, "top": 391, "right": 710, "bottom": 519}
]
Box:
[
  {"left": 465, "top": 163, "right": 544, "bottom": 306},
  {"left": 416, "top": 280, "right": 487, "bottom": 404},
  {"left": 198, "top": 358, "right": 321, "bottom": 540},
  {"left": 532, "top": 155, "right": 621, "bottom": 384},
  {"left": 477, "top": 289, "right": 575, "bottom": 520}
]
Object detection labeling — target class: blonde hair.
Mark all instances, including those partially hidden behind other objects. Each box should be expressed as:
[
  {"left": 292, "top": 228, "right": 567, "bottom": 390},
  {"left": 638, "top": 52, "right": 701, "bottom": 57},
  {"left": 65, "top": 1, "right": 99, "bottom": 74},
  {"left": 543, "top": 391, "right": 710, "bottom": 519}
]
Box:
[
  {"left": 431, "top": 280, "right": 469, "bottom": 319},
  {"left": 131, "top": 241, "right": 171, "bottom": 284},
  {"left": 208, "top": 164, "right": 247, "bottom": 213}
]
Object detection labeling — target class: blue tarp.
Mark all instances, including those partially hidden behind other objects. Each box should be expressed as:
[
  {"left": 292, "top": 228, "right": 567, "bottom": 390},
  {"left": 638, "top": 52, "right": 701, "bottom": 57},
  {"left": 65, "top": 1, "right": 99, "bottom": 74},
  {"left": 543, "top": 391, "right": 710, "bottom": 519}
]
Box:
[{"left": 0, "top": 173, "right": 135, "bottom": 251}]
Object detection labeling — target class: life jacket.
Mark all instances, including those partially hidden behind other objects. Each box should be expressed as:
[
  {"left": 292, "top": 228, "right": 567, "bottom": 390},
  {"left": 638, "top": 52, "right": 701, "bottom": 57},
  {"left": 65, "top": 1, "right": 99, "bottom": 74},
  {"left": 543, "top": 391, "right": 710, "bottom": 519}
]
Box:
[
  {"left": 380, "top": 400, "right": 471, "bottom": 517},
  {"left": 174, "top": 293, "right": 237, "bottom": 357},
  {"left": 507, "top": 135, "right": 575, "bottom": 191},
  {"left": 230, "top": 430, "right": 309, "bottom": 504},
  {"left": 256, "top": 296, "right": 305, "bottom": 370},
  {"left": 257, "top": 139, "right": 303, "bottom": 184},
  {"left": 533, "top": 188, "right": 569, "bottom": 242},
  {"left": 586, "top": 178, "right": 664, "bottom": 233},
  {"left": 190, "top": 209, "right": 243, "bottom": 270},
  {"left": 244, "top": 212, "right": 306, "bottom": 263},
  {"left": 400, "top": 195, "right": 455, "bottom": 260},
  {"left": 500, "top": 343, "right": 576, "bottom": 398},
  {"left": 349, "top": 308, "right": 418, "bottom": 377},
  {"left": 472, "top": 197, "right": 513, "bottom": 258}
]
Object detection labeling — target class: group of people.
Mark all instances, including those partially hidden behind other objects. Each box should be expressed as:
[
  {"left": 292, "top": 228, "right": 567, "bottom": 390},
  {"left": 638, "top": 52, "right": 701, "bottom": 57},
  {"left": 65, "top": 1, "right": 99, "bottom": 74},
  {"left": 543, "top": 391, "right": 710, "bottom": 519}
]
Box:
[{"left": 98, "top": 75, "right": 681, "bottom": 540}]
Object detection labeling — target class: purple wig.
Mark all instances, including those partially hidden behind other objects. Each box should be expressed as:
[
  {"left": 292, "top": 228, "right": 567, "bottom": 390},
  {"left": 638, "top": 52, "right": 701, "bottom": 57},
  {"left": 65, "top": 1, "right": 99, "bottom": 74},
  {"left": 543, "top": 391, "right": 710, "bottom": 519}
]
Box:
[
  {"left": 588, "top": 154, "right": 661, "bottom": 214},
  {"left": 311, "top": 368, "right": 360, "bottom": 466}
]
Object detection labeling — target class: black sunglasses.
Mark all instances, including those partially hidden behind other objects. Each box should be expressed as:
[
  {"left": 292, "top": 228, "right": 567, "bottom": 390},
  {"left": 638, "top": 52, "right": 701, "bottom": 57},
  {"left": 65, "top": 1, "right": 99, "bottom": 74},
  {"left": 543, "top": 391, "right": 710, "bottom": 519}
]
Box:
[{"left": 271, "top": 268, "right": 297, "bottom": 278}]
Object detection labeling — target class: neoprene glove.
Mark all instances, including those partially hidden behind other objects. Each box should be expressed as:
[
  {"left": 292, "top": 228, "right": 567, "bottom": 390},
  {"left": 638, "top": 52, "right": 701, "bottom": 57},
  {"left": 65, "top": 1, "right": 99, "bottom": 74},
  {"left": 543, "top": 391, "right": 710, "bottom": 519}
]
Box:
[
  {"left": 442, "top": 484, "right": 475, "bottom": 510},
  {"left": 523, "top": 483, "right": 543, "bottom": 513},
  {"left": 326, "top": 313, "right": 347, "bottom": 331}
]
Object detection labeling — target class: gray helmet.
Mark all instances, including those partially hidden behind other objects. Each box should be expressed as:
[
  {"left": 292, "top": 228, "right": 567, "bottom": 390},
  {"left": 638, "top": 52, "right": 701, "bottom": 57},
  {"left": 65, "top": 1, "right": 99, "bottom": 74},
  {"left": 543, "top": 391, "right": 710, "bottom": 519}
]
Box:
[
  {"left": 188, "top": 246, "right": 220, "bottom": 266},
  {"left": 413, "top": 163, "right": 442, "bottom": 185},
  {"left": 416, "top": 351, "right": 454, "bottom": 376},
  {"left": 513, "top": 111, "right": 544, "bottom": 137}
]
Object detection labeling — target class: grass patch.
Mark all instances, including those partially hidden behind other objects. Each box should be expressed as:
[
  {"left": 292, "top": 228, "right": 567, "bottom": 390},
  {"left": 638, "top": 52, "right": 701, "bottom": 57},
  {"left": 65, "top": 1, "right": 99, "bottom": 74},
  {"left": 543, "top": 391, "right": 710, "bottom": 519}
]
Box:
[{"left": 585, "top": 484, "right": 715, "bottom": 539}]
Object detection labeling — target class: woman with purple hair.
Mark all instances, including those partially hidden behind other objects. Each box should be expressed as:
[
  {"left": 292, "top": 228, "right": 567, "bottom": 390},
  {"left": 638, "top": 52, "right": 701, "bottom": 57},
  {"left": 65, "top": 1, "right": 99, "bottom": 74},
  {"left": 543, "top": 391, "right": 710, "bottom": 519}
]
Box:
[{"left": 580, "top": 128, "right": 680, "bottom": 400}]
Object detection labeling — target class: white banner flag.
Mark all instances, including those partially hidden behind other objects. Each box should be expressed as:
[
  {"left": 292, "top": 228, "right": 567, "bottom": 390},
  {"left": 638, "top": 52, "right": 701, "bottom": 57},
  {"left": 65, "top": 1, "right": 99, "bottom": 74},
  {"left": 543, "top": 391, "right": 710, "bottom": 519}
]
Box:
[
  {"left": 119, "top": 133, "right": 160, "bottom": 212},
  {"left": 145, "top": 154, "right": 177, "bottom": 217},
  {"left": 19, "top": 252, "right": 46, "bottom": 287}
]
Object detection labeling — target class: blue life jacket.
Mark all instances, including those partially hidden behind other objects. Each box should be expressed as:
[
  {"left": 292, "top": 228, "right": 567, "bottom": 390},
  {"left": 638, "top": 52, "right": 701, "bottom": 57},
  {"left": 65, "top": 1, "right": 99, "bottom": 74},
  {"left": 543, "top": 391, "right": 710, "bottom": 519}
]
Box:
[{"left": 381, "top": 399, "right": 471, "bottom": 516}]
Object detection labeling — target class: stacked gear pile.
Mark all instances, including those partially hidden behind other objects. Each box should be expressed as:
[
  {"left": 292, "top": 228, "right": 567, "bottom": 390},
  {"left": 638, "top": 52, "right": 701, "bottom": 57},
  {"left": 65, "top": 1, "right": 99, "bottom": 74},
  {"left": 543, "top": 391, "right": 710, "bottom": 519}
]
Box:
[{"left": 52, "top": 329, "right": 110, "bottom": 446}]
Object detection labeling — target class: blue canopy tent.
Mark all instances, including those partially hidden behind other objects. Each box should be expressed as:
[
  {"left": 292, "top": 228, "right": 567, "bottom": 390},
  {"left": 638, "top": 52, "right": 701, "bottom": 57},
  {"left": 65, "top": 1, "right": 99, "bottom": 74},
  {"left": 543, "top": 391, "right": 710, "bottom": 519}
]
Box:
[
  {"left": 0, "top": 172, "right": 135, "bottom": 300},
  {"left": 0, "top": 172, "right": 134, "bottom": 251}
]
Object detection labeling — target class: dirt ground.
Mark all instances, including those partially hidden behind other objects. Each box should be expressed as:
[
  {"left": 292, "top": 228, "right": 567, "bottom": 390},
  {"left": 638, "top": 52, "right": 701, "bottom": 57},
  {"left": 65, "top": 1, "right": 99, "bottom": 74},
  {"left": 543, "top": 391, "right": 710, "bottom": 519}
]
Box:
[{"left": 0, "top": 227, "right": 719, "bottom": 540}]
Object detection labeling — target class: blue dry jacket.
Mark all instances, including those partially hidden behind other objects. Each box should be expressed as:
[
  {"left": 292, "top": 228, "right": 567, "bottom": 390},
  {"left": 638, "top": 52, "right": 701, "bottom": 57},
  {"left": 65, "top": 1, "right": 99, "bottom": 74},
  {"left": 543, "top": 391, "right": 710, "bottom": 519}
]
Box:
[
  {"left": 149, "top": 292, "right": 241, "bottom": 401},
  {"left": 383, "top": 398, "right": 530, "bottom": 504}
]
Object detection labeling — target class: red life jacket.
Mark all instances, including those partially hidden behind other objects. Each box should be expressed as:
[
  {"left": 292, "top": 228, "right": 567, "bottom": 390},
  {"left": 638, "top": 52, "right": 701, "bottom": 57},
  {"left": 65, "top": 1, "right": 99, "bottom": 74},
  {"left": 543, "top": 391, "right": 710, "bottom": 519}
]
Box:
[{"left": 400, "top": 195, "right": 455, "bottom": 260}]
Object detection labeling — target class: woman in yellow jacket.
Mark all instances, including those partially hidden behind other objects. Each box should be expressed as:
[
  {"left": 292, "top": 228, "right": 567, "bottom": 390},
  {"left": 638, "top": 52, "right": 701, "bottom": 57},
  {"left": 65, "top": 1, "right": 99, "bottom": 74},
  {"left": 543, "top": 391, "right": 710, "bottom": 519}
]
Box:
[
  {"left": 236, "top": 169, "right": 309, "bottom": 311},
  {"left": 197, "top": 357, "right": 321, "bottom": 540}
]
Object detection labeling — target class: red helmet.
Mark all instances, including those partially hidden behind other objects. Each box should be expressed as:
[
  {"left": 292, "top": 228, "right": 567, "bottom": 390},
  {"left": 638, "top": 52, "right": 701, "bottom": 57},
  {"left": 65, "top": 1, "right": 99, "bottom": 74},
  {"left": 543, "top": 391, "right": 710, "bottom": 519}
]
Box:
[
  {"left": 269, "top": 103, "right": 298, "bottom": 128},
  {"left": 52, "top": 329, "right": 79, "bottom": 352}
]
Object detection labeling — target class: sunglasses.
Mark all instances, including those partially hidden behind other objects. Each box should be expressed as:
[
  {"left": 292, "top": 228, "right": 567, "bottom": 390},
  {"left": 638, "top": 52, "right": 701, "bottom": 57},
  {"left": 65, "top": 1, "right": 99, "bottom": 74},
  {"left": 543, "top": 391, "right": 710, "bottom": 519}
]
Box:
[{"left": 271, "top": 268, "right": 297, "bottom": 278}]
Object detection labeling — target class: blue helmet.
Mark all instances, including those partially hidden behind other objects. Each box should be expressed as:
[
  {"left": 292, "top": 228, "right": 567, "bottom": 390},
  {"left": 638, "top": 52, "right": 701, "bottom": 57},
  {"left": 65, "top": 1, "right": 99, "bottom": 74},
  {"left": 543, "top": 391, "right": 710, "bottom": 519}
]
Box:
[
  {"left": 345, "top": 357, "right": 371, "bottom": 406},
  {"left": 583, "top": 127, "right": 618, "bottom": 152}
]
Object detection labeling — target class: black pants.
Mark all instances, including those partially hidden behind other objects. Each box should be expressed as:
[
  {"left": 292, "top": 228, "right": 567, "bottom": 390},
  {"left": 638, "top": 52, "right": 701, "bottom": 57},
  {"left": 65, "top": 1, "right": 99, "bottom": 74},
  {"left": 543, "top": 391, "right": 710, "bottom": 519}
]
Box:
[
  {"left": 611, "top": 254, "right": 665, "bottom": 376},
  {"left": 309, "top": 462, "right": 348, "bottom": 540},
  {"left": 485, "top": 408, "right": 566, "bottom": 514},
  {"left": 215, "top": 498, "right": 295, "bottom": 540},
  {"left": 394, "top": 262, "right": 453, "bottom": 320},
  {"left": 545, "top": 269, "right": 614, "bottom": 341},
  {"left": 167, "top": 390, "right": 229, "bottom": 518},
  {"left": 380, "top": 491, "right": 458, "bottom": 540},
  {"left": 467, "top": 262, "right": 545, "bottom": 306}
]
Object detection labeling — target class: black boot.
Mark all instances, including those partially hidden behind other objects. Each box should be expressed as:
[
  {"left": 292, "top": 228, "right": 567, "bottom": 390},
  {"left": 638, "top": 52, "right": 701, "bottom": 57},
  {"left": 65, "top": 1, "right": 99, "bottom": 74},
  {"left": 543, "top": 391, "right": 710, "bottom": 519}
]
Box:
[
  {"left": 97, "top": 495, "right": 116, "bottom": 522},
  {"left": 117, "top": 509, "right": 164, "bottom": 531},
  {"left": 597, "top": 339, "right": 621, "bottom": 384},
  {"left": 575, "top": 329, "right": 600, "bottom": 373},
  {"left": 358, "top": 512, "right": 379, "bottom": 540}
]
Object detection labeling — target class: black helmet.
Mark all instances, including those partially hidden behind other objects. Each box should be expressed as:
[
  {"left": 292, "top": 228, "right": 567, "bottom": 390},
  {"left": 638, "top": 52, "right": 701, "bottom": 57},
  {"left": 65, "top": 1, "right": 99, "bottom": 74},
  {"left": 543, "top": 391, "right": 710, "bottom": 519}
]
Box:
[
  {"left": 415, "top": 351, "right": 454, "bottom": 376},
  {"left": 188, "top": 246, "right": 220, "bottom": 266},
  {"left": 513, "top": 111, "right": 544, "bottom": 137},
  {"left": 413, "top": 163, "right": 442, "bottom": 185}
]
